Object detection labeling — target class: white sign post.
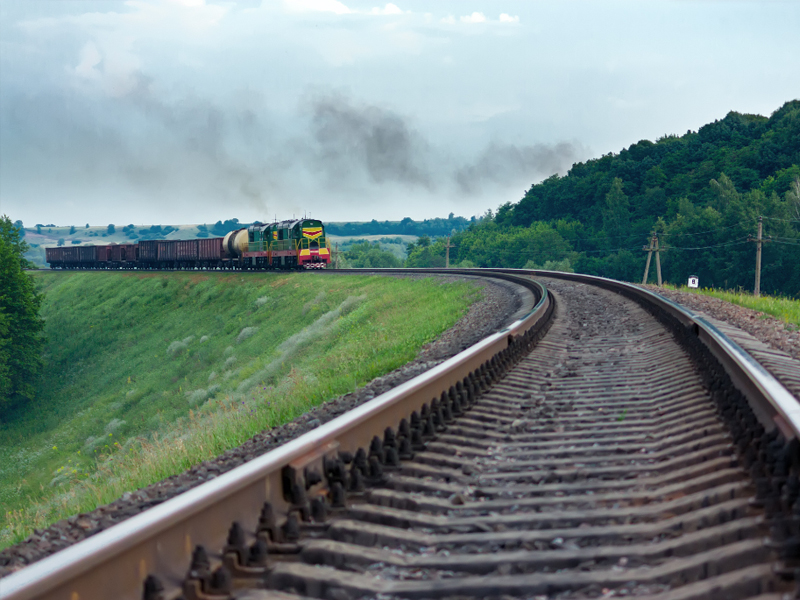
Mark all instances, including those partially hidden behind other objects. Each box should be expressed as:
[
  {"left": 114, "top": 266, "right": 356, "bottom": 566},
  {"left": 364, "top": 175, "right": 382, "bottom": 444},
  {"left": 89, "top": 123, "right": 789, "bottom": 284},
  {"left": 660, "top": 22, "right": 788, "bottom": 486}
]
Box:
[{"left": 688, "top": 275, "right": 699, "bottom": 289}]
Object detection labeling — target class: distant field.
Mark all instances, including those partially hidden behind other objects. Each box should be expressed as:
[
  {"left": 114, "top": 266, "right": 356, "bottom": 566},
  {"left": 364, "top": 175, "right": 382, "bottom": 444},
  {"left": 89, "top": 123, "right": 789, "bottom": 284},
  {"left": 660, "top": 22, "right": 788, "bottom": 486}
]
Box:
[
  {"left": 0, "top": 271, "right": 478, "bottom": 548},
  {"left": 662, "top": 284, "right": 800, "bottom": 328},
  {"left": 327, "top": 234, "right": 417, "bottom": 261}
]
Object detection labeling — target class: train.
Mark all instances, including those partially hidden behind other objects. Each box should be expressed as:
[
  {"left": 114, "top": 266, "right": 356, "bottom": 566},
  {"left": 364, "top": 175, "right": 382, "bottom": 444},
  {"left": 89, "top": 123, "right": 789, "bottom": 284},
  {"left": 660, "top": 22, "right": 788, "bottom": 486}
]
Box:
[{"left": 45, "top": 219, "right": 331, "bottom": 270}]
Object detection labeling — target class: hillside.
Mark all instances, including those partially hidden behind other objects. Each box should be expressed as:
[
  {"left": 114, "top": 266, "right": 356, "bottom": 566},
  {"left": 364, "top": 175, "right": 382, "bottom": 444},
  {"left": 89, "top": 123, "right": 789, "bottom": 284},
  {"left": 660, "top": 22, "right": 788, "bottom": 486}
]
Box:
[
  {"left": 408, "top": 100, "right": 800, "bottom": 296},
  {"left": 0, "top": 271, "right": 478, "bottom": 547}
]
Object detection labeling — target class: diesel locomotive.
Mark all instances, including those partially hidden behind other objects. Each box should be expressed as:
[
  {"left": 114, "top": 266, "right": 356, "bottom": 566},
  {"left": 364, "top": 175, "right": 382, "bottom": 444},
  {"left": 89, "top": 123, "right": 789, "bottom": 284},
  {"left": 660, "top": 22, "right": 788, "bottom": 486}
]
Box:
[{"left": 45, "top": 219, "right": 331, "bottom": 270}]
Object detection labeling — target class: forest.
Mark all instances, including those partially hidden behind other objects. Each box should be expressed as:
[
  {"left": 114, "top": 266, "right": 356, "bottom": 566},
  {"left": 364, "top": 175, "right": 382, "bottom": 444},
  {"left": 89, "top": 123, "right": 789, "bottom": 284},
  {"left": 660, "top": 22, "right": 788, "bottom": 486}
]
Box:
[
  {"left": 327, "top": 214, "right": 472, "bottom": 237},
  {"left": 0, "top": 216, "right": 44, "bottom": 413},
  {"left": 407, "top": 100, "right": 800, "bottom": 297}
]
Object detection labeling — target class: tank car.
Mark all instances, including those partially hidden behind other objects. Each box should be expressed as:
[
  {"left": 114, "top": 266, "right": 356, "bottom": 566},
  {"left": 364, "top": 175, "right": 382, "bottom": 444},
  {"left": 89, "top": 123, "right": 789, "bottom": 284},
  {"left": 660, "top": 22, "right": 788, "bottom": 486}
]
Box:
[{"left": 223, "top": 218, "right": 330, "bottom": 270}]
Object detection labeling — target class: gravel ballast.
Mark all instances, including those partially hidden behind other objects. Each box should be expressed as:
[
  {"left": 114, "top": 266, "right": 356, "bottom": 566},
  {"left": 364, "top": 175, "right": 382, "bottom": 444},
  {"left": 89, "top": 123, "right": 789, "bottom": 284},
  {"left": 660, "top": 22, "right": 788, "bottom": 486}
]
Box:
[
  {"left": 643, "top": 285, "right": 799, "bottom": 362},
  {"left": 0, "top": 274, "right": 525, "bottom": 576}
]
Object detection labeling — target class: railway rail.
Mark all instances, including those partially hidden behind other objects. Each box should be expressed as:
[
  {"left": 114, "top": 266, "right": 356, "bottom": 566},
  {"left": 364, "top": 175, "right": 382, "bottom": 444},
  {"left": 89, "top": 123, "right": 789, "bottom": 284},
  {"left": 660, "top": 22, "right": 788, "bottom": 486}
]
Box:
[{"left": 2, "top": 269, "right": 800, "bottom": 600}]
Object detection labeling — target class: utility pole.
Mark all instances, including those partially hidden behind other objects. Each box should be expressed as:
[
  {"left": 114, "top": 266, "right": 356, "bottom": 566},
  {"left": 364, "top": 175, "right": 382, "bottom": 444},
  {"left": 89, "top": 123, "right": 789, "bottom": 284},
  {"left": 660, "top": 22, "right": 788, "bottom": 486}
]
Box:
[
  {"left": 755, "top": 217, "right": 762, "bottom": 297},
  {"left": 334, "top": 243, "right": 339, "bottom": 270},
  {"left": 444, "top": 236, "right": 454, "bottom": 268},
  {"left": 641, "top": 232, "right": 663, "bottom": 286},
  {"left": 642, "top": 233, "right": 655, "bottom": 285},
  {"left": 654, "top": 234, "right": 662, "bottom": 287},
  {"left": 747, "top": 216, "right": 772, "bottom": 297}
]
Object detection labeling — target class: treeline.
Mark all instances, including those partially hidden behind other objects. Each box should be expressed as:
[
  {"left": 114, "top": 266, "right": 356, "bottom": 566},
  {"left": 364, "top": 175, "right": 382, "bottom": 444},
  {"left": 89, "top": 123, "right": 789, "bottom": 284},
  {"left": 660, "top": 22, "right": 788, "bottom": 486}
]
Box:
[
  {"left": 327, "top": 214, "right": 472, "bottom": 237},
  {"left": 0, "top": 216, "right": 44, "bottom": 414},
  {"left": 405, "top": 100, "right": 800, "bottom": 297}
]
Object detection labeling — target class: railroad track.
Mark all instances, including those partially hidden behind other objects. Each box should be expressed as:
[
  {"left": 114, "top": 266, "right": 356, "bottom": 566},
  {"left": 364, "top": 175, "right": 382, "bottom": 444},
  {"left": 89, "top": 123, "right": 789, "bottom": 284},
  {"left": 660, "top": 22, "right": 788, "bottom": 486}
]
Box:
[{"left": 3, "top": 269, "right": 799, "bottom": 600}]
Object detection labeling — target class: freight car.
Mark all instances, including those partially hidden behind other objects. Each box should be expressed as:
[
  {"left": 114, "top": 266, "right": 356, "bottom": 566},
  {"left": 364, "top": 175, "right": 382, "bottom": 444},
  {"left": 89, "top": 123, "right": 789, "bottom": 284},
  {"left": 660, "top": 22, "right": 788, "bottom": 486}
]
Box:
[{"left": 45, "top": 219, "right": 331, "bottom": 271}]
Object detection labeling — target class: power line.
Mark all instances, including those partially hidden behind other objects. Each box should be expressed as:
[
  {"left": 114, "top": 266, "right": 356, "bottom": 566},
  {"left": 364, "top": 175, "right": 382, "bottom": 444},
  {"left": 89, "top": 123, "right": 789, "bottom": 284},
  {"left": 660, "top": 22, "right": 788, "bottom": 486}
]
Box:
[
  {"left": 659, "top": 222, "right": 751, "bottom": 238},
  {"left": 580, "top": 246, "right": 643, "bottom": 254},
  {"left": 664, "top": 239, "right": 751, "bottom": 251},
  {"left": 570, "top": 221, "right": 752, "bottom": 243},
  {"left": 761, "top": 215, "right": 800, "bottom": 224}
]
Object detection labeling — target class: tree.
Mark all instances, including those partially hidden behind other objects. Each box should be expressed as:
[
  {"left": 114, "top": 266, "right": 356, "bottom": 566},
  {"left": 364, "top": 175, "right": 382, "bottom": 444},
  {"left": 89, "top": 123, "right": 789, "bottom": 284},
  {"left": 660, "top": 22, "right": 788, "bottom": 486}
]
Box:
[
  {"left": 603, "top": 177, "right": 630, "bottom": 242},
  {"left": 107, "top": 224, "right": 116, "bottom": 234},
  {"left": 69, "top": 225, "right": 76, "bottom": 235},
  {"left": 57, "top": 238, "right": 65, "bottom": 246},
  {"left": 344, "top": 241, "right": 401, "bottom": 268},
  {"left": 0, "top": 216, "right": 44, "bottom": 412},
  {"left": 787, "top": 176, "right": 800, "bottom": 220}
]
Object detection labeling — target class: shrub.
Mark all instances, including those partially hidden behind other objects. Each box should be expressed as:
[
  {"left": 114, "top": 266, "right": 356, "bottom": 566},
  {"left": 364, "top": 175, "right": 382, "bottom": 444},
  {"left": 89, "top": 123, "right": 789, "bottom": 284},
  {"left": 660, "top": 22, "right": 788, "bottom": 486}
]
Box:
[{"left": 236, "top": 327, "right": 258, "bottom": 343}]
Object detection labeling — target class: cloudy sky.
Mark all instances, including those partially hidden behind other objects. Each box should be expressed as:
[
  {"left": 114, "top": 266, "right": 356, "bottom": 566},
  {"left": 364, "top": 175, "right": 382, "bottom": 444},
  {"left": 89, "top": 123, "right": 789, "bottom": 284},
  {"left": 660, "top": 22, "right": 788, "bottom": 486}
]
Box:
[{"left": 1, "top": 0, "right": 798, "bottom": 226}]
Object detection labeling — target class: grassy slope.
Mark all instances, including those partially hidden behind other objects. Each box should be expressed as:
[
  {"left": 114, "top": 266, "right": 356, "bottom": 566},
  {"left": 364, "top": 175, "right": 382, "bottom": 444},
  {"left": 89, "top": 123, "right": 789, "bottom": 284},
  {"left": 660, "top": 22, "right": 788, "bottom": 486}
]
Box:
[
  {"left": 1, "top": 272, "right": 478, "bottom": 547},
  {"left": 662, "top": 285, "right": 800, "bottom": 328}
]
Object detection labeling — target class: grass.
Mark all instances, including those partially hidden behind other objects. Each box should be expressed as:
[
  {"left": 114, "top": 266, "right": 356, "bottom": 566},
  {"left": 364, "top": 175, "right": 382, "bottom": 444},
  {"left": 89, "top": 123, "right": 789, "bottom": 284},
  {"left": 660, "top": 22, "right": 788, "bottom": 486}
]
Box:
[
  {"left": 661, "top": 284, "right": 800, "bottom": 328},
  {"left": 0, "top": 271, "right": 479, "bottom": 549}
]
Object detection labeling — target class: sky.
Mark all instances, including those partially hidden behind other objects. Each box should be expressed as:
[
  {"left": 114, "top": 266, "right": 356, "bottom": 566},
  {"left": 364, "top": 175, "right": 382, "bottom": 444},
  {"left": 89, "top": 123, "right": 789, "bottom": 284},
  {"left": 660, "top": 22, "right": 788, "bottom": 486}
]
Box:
[{"left": 1, "top": 0, "right": 798, "bottom": 226}]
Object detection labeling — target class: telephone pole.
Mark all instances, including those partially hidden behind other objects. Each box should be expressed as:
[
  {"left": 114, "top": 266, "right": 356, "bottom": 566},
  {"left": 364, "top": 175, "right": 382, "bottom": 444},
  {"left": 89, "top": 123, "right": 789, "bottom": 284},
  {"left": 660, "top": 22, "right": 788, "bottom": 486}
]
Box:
[
  {"left": 444, "top": 236, "right": 454, "bottom": 268},
  {"left": 642, "top": 233, "right": 655, "bottom": 285},
  {"left": 747, "top": 216, "right": 772, "bottom": 297},
  {"left": 641, "top": 232, "right": 663, "bottom": 287},
  {"left": 334, "top": 242, "right": 340, "bottom": 270},
  {"left": 755, "top": 217, "right": 762, "bottom": 297},
  {"left": 654, "top": 235, "right": 662, "bottom": 287}
]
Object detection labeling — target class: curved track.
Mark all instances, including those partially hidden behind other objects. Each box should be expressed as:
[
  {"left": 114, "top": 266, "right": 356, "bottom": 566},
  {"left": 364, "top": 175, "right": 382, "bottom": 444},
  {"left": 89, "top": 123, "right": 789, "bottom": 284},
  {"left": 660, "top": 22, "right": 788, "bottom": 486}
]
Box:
[{"left": 2, "top": 269, "right": 799, "bottom": 600}]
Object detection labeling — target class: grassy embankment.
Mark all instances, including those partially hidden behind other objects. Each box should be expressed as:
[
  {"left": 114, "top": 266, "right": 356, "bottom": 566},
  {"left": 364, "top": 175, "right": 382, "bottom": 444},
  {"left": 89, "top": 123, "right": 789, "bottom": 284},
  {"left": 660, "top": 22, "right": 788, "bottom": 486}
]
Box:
[
  {"left": 661, "top": 284, "right": 800, "bottom": 328},
  {"left": 0, "top": 272, "right": 478, "bottom": 548}
]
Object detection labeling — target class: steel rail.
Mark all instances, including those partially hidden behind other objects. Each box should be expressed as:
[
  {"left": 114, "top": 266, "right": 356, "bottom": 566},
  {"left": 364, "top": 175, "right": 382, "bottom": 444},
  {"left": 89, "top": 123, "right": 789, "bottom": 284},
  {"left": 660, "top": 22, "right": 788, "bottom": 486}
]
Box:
[
  {"left": 495, "top": 268, "right": 800, "bottom": 440},
  {"left": 0, "top": 271, "right": 550, "bottom": 600},
  {"left": 4, "top": 267, "right": 797, "bottom": 600}
]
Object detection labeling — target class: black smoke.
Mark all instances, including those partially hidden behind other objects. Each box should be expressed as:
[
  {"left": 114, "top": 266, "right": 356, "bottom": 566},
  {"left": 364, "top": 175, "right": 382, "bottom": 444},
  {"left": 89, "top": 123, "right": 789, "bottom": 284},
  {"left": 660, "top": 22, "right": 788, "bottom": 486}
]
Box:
[
  {"left": 308, "top": 93, "right": 434, "bottom": 188},
  {"left": 454, "top": 141, "right": 583, "bottom": 194}
]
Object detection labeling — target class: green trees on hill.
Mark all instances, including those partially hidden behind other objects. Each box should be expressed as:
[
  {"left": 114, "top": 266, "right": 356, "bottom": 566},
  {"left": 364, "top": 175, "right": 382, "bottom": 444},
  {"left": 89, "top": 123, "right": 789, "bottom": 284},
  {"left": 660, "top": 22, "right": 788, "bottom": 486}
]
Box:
[
  {"left": 327, "top": 214, "right": 471, "bottom": 238},
  {"left": 415, "top": 100, "right": 800, "bottom": 296},
  {"left": 343, "top": 241, "right": 401, "bottom": 268},
  {"left": 0, "top": 216, "right": 44, "bottom": 413}
]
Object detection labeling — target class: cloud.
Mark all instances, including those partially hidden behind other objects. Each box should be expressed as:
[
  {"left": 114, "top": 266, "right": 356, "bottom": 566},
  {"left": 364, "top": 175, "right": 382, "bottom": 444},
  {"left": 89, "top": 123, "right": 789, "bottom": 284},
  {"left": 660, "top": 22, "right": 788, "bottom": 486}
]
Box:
[
  {"left": 283, "top": 0, "right": 352, "bottom": 14},
  {"left": 460, "top": 12, "right": 487, "bottom": 24},
  {"left": 440, "top": 15, "right": 455, "bottom": 24},
  {"left": 499, "top": 13, "right": 519, "bottom": 23},
  {"left": 74, "top": 42, "right": 103, "bottom": 81},
  {"left": 370, "top": 3, "right": 404, "bottom": 15}
]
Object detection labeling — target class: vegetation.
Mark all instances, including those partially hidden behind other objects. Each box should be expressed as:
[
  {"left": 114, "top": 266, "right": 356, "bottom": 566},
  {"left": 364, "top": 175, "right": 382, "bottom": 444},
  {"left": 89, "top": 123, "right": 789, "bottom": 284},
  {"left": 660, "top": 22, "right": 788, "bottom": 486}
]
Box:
[
  {"left": 327, "top": 213, "right": 472, "bottom": 238},
  {"left": 210, "top": 219, "right": 245, "bottom": 237},
  {"left": 342, "top": 241, "right": 402, "bottom": 268},
  {"left": 408, "top": 100, "right": 800, "bottom": 297},
  {"left": 661, "top": 284, "right": 800, "bottom": 328},
  {"left": 0, "top": 216, "right": 44, "bottom": 413},
  {"left": 0, "top": 271, "right": 478, "bottom": 548}
]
